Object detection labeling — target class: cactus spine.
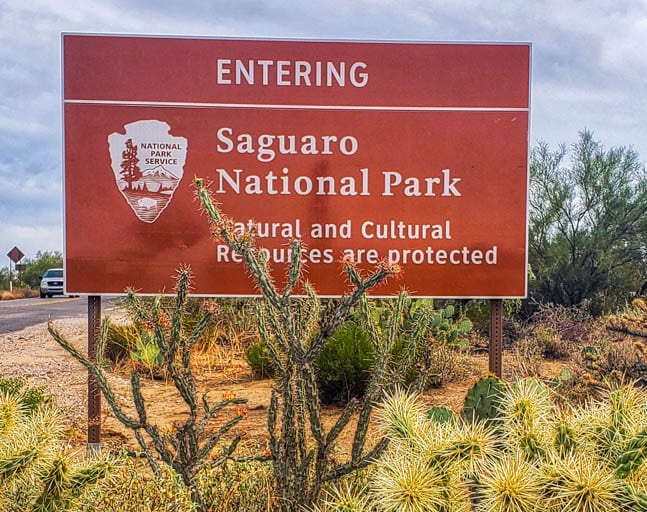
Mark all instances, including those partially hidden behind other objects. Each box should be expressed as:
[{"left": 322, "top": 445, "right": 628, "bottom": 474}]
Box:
[
  {"left": 617, "top": 429, "right": 647, "bottom": 479},
  {"left": 0, "top": 391, "right": 112, "bottom": 511}
]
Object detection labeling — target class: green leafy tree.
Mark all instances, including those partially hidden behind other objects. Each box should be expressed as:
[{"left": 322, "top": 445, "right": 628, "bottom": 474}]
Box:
[
  {"left": 528, "top": 130, "right": 647, "bottom": 315},
  {"left": 21, "top": 251, "right": 63, "bottom": 289},
  {"left": 0, "top": 267, "right": 9, "bottom": 290}
]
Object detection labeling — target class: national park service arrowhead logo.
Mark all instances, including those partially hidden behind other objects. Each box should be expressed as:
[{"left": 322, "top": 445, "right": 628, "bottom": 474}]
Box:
[{"left": 108, "top": 120, "right": 187, "bottom": 223}]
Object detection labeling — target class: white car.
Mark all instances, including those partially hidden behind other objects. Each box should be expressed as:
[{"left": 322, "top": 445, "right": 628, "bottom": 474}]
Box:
[{"left": 40, "top": 268, "right": 65, "bottom": 298}]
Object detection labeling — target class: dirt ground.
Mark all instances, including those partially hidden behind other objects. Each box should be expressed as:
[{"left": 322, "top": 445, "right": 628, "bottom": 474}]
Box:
[{"left": 0, "top": 314, "right": 501, "bottom": 455}]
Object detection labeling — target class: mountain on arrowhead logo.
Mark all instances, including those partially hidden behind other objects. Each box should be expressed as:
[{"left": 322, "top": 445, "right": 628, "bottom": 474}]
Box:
[{"left": 108, "top": 120, "right": 188, "bottom": 223}]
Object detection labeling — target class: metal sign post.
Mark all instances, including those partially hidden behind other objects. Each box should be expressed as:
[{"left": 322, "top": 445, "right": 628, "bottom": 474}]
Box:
[
  {"left": 6, "top": 246, "right": 24, "bottom": 293},
  {"left": 87, "top": 295, "right": 102, "bottom": 454},
  {"left": 489, "top": 299, "right": 503, "bottom": 377}
]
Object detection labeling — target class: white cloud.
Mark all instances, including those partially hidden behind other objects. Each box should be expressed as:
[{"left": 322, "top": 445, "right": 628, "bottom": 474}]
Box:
[{"left": 0, "top": 223, "right": 62, "bottom": 261}]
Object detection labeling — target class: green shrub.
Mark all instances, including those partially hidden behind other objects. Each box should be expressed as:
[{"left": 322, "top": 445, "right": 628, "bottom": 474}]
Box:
[
  {"left": 246, "top": 341, "right": 275, "bottom": 379},
  {"left": 245, "top": 318, "right": 381, "bottom": 403},
  {"left": 316, "top": 321, "right": 374, "bottom": 405}
]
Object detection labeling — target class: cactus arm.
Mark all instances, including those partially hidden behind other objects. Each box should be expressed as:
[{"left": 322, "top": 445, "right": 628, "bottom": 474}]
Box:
[
  {"left": 282, "top": 239, "right": 303, "bottom": 300},
  {"left": 324, "top": 438, "right": 390, "bottom": 482},
  {"left": 47, "top": 322, "right": 141, "bottom": 430}
]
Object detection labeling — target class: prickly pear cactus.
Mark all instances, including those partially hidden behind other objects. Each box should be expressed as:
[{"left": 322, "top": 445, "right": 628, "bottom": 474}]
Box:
[
  {"left": 426, "top": 406, "right": 456, "bottom": 424},
  {"left": 616, "top": 429, "right": 647, "bottom": 479},
  {"left": 430, "top": 305, "right": 472, "bottom": 348},
  {"left": 461, "top": 376, "right": 506, "bottom": 424}
]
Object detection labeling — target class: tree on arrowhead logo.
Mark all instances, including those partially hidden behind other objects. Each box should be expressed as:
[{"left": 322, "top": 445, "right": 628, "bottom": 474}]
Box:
[{"left": 108, "top": 120, "right": 188, "bottom": 223}]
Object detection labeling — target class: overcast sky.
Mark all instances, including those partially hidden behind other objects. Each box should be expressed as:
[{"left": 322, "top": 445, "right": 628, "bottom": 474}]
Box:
[{"left": 1, "top": 0, "right": 646, "bottom": 261}]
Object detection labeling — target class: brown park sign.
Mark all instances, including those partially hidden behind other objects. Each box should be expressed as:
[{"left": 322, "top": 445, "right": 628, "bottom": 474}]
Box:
[{"left": 63, "top": 34, "right": 530, "bottom": 298}]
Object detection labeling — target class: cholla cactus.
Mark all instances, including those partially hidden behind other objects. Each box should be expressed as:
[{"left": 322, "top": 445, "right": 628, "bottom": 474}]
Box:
[
  {"left": 498, "top": 378, "right": 553, "bottom": 460},
  {"left": 370, "top": 447, "right": 447, "bottom": 512},
  {"left": 323, "top": 378, "right": 647, "bottom": 512},
  {"left": 49, "top": 268, "right": 247, "bottom": 512},
  {"left": 375, "top": 389, "right": 428, "bottom": 445},
  {"left": 477, "top": 452, "right": 543, "bottom": 512},
  {"left": 311, "top": 482, "right": 373, "bottom": 512},
  {"left": 607, "top": 298, "right": 647, "bottom": 338},
  {"left": 434, "top": 420, "right": 498, "bottom": 476},
  {"left": 544, "top": 452, "right": 623, "bottom": 512},
  {"left": 0, "top": 393, "right": 113, "bottom": 511},
  {"left": 196, "top": 178, "right": 410, "bottom": 512}
]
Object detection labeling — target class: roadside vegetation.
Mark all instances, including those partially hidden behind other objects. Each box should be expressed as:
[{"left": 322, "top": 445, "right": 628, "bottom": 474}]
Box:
[
  {"left": 1, "top": 130, "right": 647, "bottom": 510},
  {"left": 0, "top": 251, "right": 62, "bottom": 299}
]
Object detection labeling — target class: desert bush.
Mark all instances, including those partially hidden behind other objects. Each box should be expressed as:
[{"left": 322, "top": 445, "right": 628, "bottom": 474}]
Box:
[
  {"left": 104, "top": 320, "right": 138, "bottom": 363},
  {"left": 319, "top": 379, "right": 647, "bottom": 512},
  {"left": 76, "top": 456, "right": 194, "bottom": 512},
  {"left": 105, "top": 297, "right": 260, "bottom": 378},
  {"left": 532, "top": 324, "right": 571, "bottom": 360},
  {"left": 246, "top": 340, "right": 276, "bottom": 380},
  {"left": 529, "top": 302, "right": 597, "bottom": 342},
  {"left": 115, "top": 297, "right": 259, "bottom": 352},
  {"left": 197, "top": 298, "right": 260, "bottom": 351},
  {"left": 575, "top": 338, "right": 647, "bottom": 387},
  {"left": 316, "top": 321, "right": 374, "bottom": 405},
  {"left": 0, "top": 288, "right": 40, "bottom": 300},
  {"left": 508, "top": 337, "right": 544, "bottom": 378},
  {"left": 196, "top": 460, "right": 274, "bottom": 512},
  {"left": 76, "top": 455, "right": 275, "bottom": 512},
  {"left": 424, "top": 342, "right": 475, "bottom": 388}
]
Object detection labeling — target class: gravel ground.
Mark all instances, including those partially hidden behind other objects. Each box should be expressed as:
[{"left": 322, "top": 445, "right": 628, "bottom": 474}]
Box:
[
  {"left": 0, "top": 314, "right": 273, "bottom": 448},
  {"left": 0, "top": 318, "right": 90, "bottom": 431}
]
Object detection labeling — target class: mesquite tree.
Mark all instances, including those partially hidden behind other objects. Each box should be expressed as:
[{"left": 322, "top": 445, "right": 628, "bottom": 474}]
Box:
[
  {"left": 529, "top": 130, "right": 647, "bottom": 315},
  {"left": 195, "top": 177, "right": 426, "bottom": 512},
  {"left": 48, "top": 268, "right": 246, "bottom": 512}
]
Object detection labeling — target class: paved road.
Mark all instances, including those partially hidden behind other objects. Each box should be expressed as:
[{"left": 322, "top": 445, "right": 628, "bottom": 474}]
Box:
[{"left": 0, "top": 296, "right": 122, "bottom": 334}]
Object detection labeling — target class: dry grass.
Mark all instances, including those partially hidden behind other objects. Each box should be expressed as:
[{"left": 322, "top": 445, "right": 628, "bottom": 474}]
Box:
[{"left": 0, "top": 288, "right": 39, "bottom": 300}]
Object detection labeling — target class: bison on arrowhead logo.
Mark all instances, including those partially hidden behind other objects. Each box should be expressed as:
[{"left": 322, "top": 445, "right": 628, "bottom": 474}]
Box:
[{"left": 108, "top": 120, "right": 187, "bottom": 223}]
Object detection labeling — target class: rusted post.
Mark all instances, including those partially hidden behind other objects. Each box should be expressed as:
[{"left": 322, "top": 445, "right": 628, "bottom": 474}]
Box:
[
  {"left": 87, "top": 295, "right": 101, "bottom": 454},
  {"left": 489, "top": 299, "right": 503, "bottom": 377}
]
